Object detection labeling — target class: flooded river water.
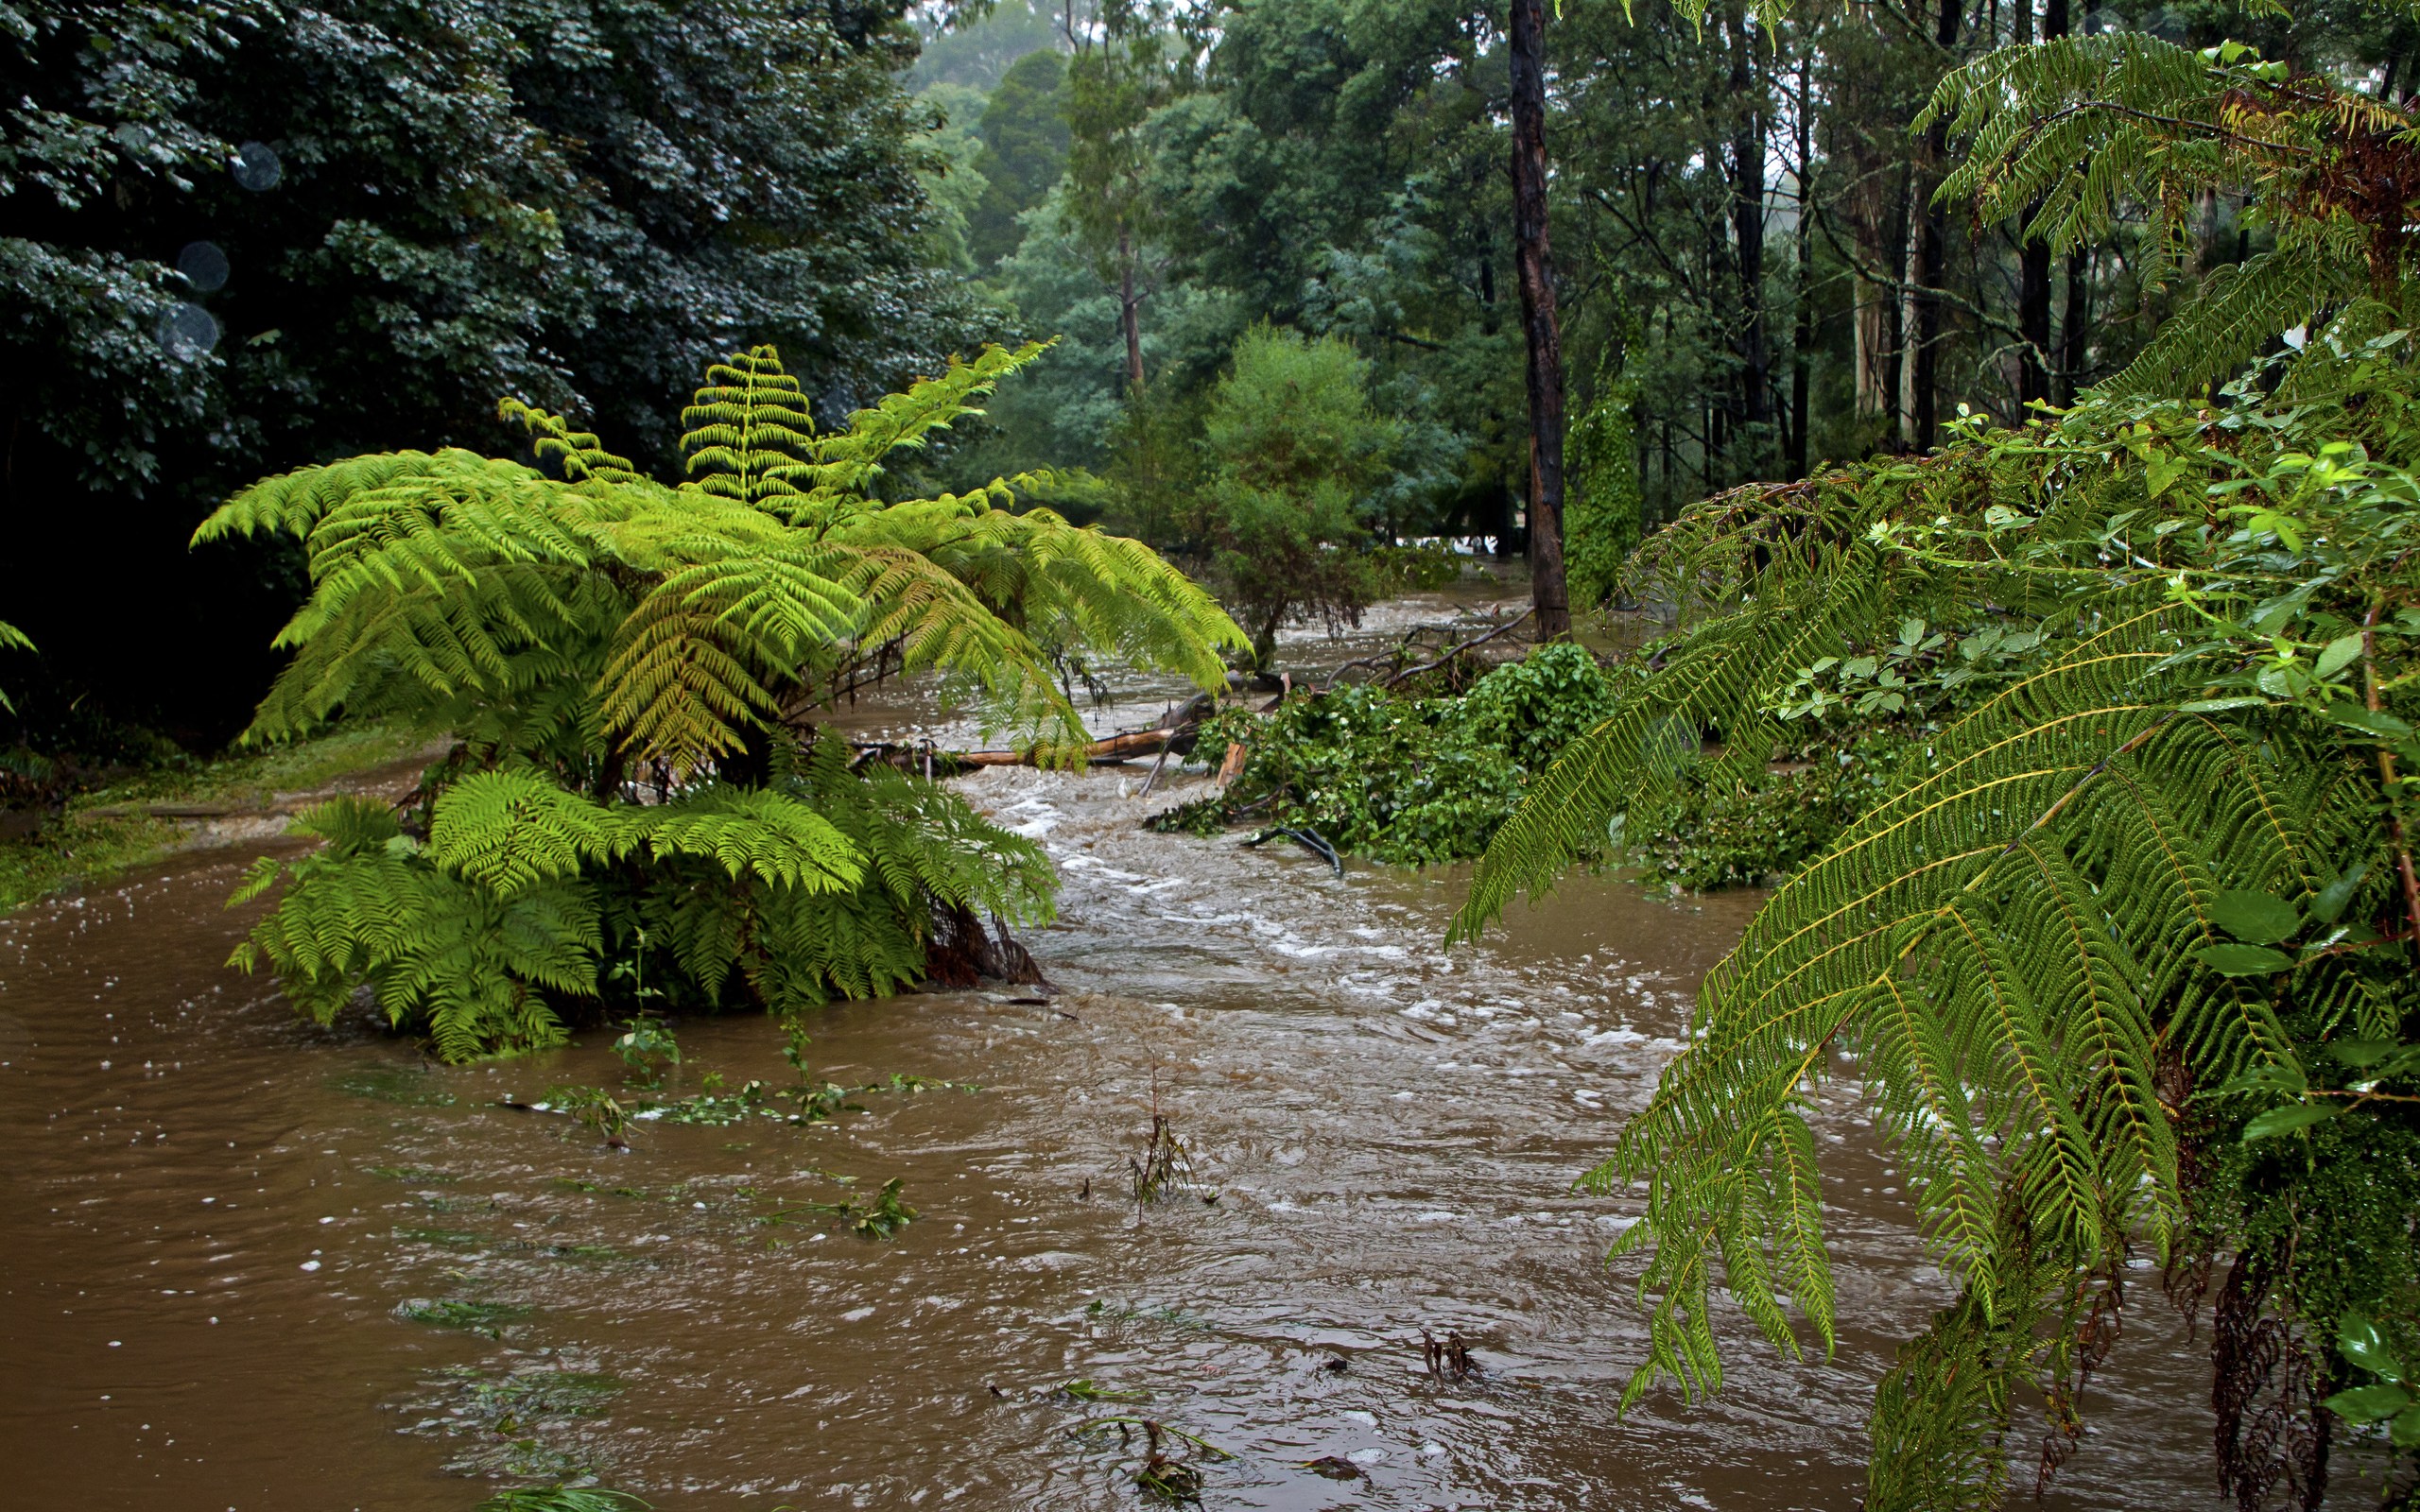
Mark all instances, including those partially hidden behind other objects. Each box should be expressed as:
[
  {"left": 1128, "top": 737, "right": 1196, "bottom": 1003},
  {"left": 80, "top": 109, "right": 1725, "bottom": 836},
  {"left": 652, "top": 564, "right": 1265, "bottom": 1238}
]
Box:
[{"left": 2, "top": 589, "right": 2238, "bottom": 1510}]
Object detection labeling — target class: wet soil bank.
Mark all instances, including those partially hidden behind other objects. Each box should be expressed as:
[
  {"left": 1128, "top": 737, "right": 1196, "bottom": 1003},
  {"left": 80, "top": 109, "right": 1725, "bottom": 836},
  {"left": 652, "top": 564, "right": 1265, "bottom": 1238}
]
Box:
[{"left": 1, "top": 588, "right": 2232, "bottom": 1510}]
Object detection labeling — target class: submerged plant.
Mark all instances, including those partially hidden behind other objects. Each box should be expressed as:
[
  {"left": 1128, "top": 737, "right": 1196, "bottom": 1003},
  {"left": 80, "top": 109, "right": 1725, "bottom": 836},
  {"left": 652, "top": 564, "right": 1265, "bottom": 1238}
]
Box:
[
  {"left": 611, "top": 1016, "right": 680, "bottom": 1090},
  {"left": 199, "top": 343, "right": 1242, "bottom": 1060},
  {"left": 476, "top": 1489, "right": 650, "bottom": 1512}
]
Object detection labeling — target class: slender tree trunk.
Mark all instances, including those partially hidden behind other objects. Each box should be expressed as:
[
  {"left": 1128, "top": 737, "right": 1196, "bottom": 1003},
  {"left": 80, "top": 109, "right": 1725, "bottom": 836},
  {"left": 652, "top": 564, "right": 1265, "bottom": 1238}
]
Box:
[
  {"left": 1898, "top": 196, "right": 1924, "bottom": 447},
  {"left": 1510, "top": 0, "right": 1571, "bottom": 642},
  {"left": 1730, "top": 3, "right": 1772, "bottom": 456},
  {"left": 1910, "top": 0, "right": 1960, "bottom": 452},
  {"left": 2057, "top": 244, "right": 2090, "bottom": 404},
  {"left": 1789, "top": 46, "right": 1813, "bottom": 479},
  {"left": 1119, "top": 228, "right": 1144, "bottom": 393},
  {"left": 2016, "top": 0, "right": 2065, "bottom": 410}
]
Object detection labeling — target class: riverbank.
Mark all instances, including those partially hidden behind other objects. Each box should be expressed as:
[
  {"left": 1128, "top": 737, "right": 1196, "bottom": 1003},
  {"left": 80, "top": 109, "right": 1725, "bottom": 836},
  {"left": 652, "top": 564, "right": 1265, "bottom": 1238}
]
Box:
[{"left": 0, "top": 723, "right": 441, "bottom": 911}]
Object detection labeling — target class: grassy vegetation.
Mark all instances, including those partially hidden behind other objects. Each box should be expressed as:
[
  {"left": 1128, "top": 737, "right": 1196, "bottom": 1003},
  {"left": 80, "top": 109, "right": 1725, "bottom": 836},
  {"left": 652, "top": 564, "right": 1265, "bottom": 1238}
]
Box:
[{"left": 0, "top": 721, "right": 434, "bottom": 910}]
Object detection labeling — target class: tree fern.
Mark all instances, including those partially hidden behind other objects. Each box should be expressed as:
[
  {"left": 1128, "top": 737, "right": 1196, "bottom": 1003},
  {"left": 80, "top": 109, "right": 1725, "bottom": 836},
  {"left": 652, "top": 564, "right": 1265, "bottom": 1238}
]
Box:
[
  {"left": 1922, "top": 33, "right": 2420, "bottom": 396},
  {"left": 206, "top": 343, "right": 1242, "bottom": 1058},
  {"left": 1457, "top": 337, "right": 2420, "bottom": 1504}
]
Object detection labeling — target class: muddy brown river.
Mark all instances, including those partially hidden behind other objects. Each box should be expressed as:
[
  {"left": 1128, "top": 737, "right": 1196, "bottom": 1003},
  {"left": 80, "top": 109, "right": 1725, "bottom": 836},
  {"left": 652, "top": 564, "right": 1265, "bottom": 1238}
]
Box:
[{"left": 2, "top": 590, "right": 2236, "bottom": 1510}]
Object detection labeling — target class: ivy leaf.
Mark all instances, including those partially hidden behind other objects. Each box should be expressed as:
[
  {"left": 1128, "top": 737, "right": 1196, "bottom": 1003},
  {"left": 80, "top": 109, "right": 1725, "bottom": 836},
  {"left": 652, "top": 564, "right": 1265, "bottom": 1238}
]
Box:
[
  {"left": 2312, "top": 865, "right": 2367, "bottom": 925},
  {"left": 2145, "top": 451, "right": 2191, "bottom": 498},
  {"left": 2178, "top": 696, "right": 2272, "bottom": 713},
  {"left": 2396, "top": 1403, "right": 2420, "bottom": 1450},
  {"left": 2242, "top": 1102, "right": 2342, "bottom": 1140},
  {"left": 2329, "top": 704, "right": 2415, "bottom": 740},
  {"left": 2195, "top": 942, "right": 2295, "bottom": 975},
  {"left": 2316, "top": 633, "right": 2366, "bottom": 679},
  {"left": 2323, "top": 1383, "right": 2413, "bottom": 1422},
  {"left": 2212, "top": 890, "right": 2299, "bottom": 944},
  {"left": 2340, "top": 1311, "right": 2405, "bottom": 1383}
]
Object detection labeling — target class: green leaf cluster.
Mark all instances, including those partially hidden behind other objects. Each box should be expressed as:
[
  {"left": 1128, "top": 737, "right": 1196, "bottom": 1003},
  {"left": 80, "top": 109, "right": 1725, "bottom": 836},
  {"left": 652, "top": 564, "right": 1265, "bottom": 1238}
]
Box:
[
  {"left": 203, "top": 344, "right": 1243, "bottom": 1059},
  {"left": 1154, "top": 644, "right": 1621, "bottom": 866}
]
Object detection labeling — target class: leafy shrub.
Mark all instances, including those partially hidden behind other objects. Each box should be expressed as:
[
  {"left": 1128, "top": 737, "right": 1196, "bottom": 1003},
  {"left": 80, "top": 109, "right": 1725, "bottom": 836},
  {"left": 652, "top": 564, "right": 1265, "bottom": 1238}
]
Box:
[
  {"left": 1192, "top": 324, "right": 1404, "bottom": 668},
  {"left": 1157, "top": 644, "right": 1619, "bottom": 867},
  {"left": 1369, "top": 541, "right": 1464, "bottom": 593}
]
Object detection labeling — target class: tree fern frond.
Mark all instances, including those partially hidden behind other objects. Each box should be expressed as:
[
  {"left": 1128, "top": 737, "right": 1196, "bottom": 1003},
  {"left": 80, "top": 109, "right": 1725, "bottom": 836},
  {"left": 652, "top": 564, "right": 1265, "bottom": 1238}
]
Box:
[
  {"left": 426, "top": 769, "right": 630, "bottom": 896},
  {"left": 633, "top": 785, "right": 863, "bottom": 892},
  {"left": 679, "top": 346, "right": 820, "bottom": 506},
  {"left": 2101, "top": 245, "right": 2334, "bottom": 398},
  {"left": 1469, "top": 361, "right": 2420, "bottom": 1486},
  {"left": 192, "top": 451, "right": 497, "bottom": 546},
  {"left": 499, "top": 398, "right": 646, "bottom": 485}
]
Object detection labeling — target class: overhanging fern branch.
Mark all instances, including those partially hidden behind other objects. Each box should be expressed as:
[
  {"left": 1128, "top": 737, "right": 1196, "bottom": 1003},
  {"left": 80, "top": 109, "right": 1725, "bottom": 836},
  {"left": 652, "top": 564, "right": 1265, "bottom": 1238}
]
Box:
[{"left": 1461, "top": 356, "right": 2420, "bottom": 1500}]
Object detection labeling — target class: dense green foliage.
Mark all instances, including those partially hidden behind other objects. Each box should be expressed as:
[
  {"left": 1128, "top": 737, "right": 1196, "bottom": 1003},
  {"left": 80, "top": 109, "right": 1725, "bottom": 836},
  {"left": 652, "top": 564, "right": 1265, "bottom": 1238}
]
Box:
[
  {"left": 963, "top": 48, "right": 1074, "bottom": 268},
  {"left": 1192, "top": 325, "right": 1405, "bottom": 666},
  {"left": 1566, "top": 376, "right": 1645, "bottom": 610},
  {"left": 199, "top": 344, "right": 1241, "bottom": 1058},
  {"left": 1152, "top": 644, "right": 1619, "bottom": 865},
  {"left": 0, "top": 0, "right": 990, "bottom": 746}
]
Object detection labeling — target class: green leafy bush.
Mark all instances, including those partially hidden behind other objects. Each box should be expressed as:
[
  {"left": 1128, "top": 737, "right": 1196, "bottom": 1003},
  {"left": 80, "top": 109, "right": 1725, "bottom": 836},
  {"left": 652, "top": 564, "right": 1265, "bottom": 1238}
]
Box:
[{"left": 1155, "top": 644, "right": 1620, "bottom": 866}]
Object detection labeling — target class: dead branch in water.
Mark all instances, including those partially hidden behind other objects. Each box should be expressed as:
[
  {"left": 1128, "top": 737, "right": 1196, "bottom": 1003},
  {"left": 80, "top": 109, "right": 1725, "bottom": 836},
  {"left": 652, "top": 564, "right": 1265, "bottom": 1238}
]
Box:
[{"left": 1323, "top": 608, "right": 1534, "bottom": 693}]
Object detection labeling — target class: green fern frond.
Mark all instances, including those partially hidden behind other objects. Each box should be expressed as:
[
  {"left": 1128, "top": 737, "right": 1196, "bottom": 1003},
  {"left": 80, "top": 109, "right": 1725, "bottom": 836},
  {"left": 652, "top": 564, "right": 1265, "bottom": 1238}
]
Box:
[
  {"left": 1460, "top": 356, "right": 2420, "bottom": 1492},
  {"left": 1926, "top": 34, "right": 2420, "bottom": 393},
  {"left": 680, "top": 346, "right": 819, "bottom": 506},
  {"left": 499, "top": 398, "right": 645, "bottom": 485},
  {"left": 632, "top": 785, "right": 863, "bottom": 892},
  {"left": 0, "top": 617, "right": 32, "bottom": 713},
  {"left": 427, "top": 769, "right": 630, "bottom": 896},
  {"left": 2100, "top": 245, "right": 2333, "bottom": 398}
]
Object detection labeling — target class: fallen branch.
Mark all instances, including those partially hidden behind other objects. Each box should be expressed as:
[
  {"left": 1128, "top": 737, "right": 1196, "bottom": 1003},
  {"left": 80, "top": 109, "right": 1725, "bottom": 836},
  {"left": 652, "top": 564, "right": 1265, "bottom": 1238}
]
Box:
[
  {"left": 1323, "top": 609, "right": 1535, "bottom": 693},
  {"left": 1244, "top": 825, "right": 1343, "bottom": 876}
]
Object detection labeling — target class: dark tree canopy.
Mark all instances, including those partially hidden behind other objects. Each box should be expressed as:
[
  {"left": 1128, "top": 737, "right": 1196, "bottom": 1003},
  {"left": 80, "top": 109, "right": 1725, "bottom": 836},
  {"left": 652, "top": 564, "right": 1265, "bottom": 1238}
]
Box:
[{"left": 0, "top": 0, "right": 993, "bottom": 745}]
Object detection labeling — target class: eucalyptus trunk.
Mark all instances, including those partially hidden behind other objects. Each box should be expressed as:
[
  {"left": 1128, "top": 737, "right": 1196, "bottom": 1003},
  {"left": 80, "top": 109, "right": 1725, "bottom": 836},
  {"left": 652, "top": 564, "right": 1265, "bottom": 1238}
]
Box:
[{"left": 1510, "top": 0, "right": 1571, "bottom": 642}]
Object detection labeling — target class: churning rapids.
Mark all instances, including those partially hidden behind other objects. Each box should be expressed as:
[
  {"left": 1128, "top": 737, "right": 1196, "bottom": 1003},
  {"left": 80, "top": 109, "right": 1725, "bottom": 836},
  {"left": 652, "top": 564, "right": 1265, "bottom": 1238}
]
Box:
[{"left": 3, "top": 586, "right": 2232, "bottom": 1511}]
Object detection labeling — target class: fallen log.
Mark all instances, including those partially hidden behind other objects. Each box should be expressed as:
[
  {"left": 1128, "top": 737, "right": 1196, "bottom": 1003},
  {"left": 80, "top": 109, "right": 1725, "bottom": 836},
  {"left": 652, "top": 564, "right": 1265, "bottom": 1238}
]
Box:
[{"left": 949, "top": 728, "right": 1176, "bottom": 767}]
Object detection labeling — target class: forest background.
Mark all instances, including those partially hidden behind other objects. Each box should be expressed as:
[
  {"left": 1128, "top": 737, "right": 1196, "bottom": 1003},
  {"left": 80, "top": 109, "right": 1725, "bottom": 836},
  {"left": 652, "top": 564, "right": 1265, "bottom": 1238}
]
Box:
[{"left": 3, "top": 0, "right": 2412, "bottom": 760}]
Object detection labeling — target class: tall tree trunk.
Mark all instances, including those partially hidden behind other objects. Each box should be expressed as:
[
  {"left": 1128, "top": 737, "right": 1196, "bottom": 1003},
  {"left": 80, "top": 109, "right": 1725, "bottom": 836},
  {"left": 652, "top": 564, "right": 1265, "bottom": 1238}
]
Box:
[
  {"left": 1730, "top": 3, "right": 1772, "bottom": 458},
  {"left": 1910, "top": 0, "right": 1960, "bottom": 452},
  {"left": 2058, "top": 244, "right": 2090, "bottom": 404},
  {"left": 1789, "top": 44, "right": 1813, "bottom": 479},
  {"left": 1119, "top": 228, "right": 1144, "bottom": 393},
  {"left": 2016, "top": 0, "right": 2066, "bottom": 410},
  {"left": 1898, "top": 192, "right": 1924, "bottom": 447},
  {"left": 1510, "top": 0, "right": 1571, "bottom": 642}
]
